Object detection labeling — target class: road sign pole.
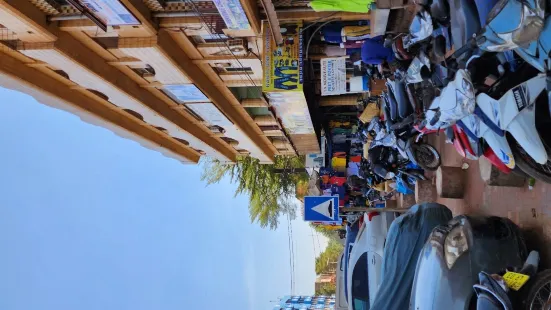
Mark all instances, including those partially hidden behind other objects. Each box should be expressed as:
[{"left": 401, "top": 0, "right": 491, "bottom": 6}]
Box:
[{"left": 342, "top": 207, "right": 410, "bottom": 213}]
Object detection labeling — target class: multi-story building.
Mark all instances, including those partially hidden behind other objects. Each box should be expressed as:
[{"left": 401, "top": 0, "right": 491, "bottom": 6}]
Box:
[
  {"left": 0, "top": 0, "right": 369, "bottom": 164},
  {"left": 272, "top": 295, "right": 335, "bottom": 310}
]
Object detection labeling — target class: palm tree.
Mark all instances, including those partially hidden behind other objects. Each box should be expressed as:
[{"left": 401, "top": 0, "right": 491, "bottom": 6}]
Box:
[{"left": 201, "top": 155, "right": 308, "bottom": 229}]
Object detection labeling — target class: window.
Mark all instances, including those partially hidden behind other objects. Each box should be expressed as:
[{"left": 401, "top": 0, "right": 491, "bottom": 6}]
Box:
[
  {"left": 131, "top": 65, "right": 156, "bottom": 78},
  {"left": 351, "top": 253, "right": 370, "bottom": 310},
  {"left": 225, "top": 67, "right": 253, "bottom": 72}
]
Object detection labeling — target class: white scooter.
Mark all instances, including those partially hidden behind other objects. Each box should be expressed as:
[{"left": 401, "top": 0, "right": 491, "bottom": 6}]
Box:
[{"left": 425, "top": 69, "right": 548, "bottom": 166}]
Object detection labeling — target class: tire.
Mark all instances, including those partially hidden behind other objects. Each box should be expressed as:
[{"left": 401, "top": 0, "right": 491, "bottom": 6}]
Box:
[
  {"left": 409, "top": 143, "right": 441, "bottom": 171},
  {"left": 518, "top": 269, "right": 551, "bottom": 310},
  {"left": 510, "top": 140, "right": 551, "bottom": 184}
]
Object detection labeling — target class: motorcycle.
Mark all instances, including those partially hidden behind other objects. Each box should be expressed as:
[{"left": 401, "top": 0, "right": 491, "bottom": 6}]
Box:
[
  {"left": 368, "top": 112, "right": 441, "bottom": 173},
  {"left": 473, "top": 250, "right": 551, "bottom": 310},
  {"left": 424, "top": 69, "right": 548, "bottom": 172}
]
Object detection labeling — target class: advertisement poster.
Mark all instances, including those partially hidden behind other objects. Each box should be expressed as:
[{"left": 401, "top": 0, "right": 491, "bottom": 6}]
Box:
[
  {"left": 212, "top": 0, "right": 251, "bottom": 30},
  {"left": 265, "top": 92, "right": 314, "bottom": 135},
  {"left": 321, "top": 58, "right": 347, "bottom": 96},
  {"left": 305, "top": 137, "right": 326, "bottom": 168},
  {"left": 164, "top": 84, "right": 209, "bottom": 103},
  {"left": 78, "top": 0, "right": 139, "bottom": 26},
  {"left": 262, "top": 21, "right": 303, "bottom": 92}
]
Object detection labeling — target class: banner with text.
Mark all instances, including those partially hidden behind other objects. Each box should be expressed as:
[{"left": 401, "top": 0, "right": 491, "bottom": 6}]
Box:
[
  {"left": 321, "top": 57, "right": 347, "bottom": 96},
  {"left": 262, "top": 21, "right": 303, "bottom": 92}
]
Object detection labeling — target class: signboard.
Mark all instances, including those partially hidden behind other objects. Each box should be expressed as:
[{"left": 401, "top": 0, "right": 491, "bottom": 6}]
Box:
[
  {"left": 69, "top": 0, "right": 140, "bottom": 30},
  {"left": 265, "top": 92, "right": 314, "bottom": 135},
  {"left": 262, "top": 21, "right": 303, "bottom": 92},
  {"left": 164, "top": 84, "right": 209, "bottom": 103},
  {"left": 185, "top": 103, "right": 232, "bottom": 127},
  {"left": 212, "top": 0, "right": 251, "bottom": 30},
  {"left": 305, "top": 137, "right": 326, "bottom": 168},
  {"left": 321, "top": 58, "right": 347, "bottom": 96},
  {"left": 304, "top": 196, "right": 339, "bottom": 222}
]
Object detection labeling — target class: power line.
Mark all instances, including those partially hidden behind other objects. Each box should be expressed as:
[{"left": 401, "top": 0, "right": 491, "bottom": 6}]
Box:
[
  {"left": 184, "top": 0, "right": 261, "bottom": 97},
  {"left": 287, "top": 214, "right": 295, "bottom": 294}
]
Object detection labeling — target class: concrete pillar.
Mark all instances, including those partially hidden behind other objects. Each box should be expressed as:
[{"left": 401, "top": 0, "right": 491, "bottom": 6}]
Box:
[
  {"left": 415, "top": 180, "right": 437, "bottom": 204},
  {"left": 479, "top": 157, "right": 526, "bottom": 187},
  {"left": 436, "top": 166, "right": 465, "bottom": 199},
  {"left": 399, "top": 194, "right": 417, "bottom": 209},
  {"left": 385, "top": 199, "right": 398, "bottom": 209}
]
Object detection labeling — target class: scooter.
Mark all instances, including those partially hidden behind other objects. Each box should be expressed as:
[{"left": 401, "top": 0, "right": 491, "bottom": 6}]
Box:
[
  {"left": 473, "top": 250, "right": 551, "bottom": 310},
  {"left": 425, "top": 69, "right": 548, "bottom": 167}
]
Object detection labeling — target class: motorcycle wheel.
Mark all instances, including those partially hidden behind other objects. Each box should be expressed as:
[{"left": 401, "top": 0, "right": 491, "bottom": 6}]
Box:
[
  {"left": 518, "top": 269, "right": 551, "bottom": 310},
  {"left": 409, "top": 143, "right": 441, "bottom": 171},
  {"left": 510, "top": 140, "right": 551, "bottom": 184}
]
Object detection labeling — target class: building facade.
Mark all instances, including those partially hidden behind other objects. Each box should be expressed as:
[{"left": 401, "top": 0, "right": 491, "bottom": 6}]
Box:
[
  {"left": 0, "top": 0, "right": 369, "bottom": 165},
  {"left": 272, "top": 295, "right": 335, "bottom": 310}
]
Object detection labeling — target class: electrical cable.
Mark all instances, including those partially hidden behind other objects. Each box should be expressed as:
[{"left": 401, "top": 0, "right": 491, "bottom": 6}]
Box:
[{"left": 184, "top": 0, "right": 261, "bottom": 96}]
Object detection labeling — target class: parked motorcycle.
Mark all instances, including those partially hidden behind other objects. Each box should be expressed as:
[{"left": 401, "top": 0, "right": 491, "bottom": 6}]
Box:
[
  {"left": 473, "top": 250, "right": 551, "bottom": 310},
  {"left": 424, "top": 69, "right": 550, "bottom": 176}
]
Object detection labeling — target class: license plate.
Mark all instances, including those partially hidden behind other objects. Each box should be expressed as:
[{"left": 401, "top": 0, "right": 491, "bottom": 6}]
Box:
[{"left": 503, "top": 272, "right": 530, "bottom": 291}]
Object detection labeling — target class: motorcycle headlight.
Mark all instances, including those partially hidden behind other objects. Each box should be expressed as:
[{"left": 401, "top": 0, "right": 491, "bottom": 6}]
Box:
[
  {"left": 511, "top": 3, "right": 545, "bottom": 46},
  {"left": 461, "top": 78, "right": 474, "bottom": 98},
  {"left": 444, "top": 225, "right": 469, "bottom": 269},
  {"left": 384, "top": 171, "right": 395, "bottom": 180},
  {"left": 456, "top": 90, "right": 476, "bottom": 114}
]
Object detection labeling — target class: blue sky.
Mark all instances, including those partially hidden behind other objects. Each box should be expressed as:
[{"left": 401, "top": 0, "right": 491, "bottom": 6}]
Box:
[{"left": 0, "top": 87, "right": 327, "bottom": 310}]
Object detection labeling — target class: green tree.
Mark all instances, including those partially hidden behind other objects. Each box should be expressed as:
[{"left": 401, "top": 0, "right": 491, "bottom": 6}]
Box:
[
  {"left": 310, "top": 223, "right": 343, "bottom": 243},
  {"left": 201, "top": 155, "right": 308, "bottom": 229},
  {"left": 315, "top": 283, "right": 337, "bottom": 296},
  {"left": 315, "top": 239, "right": 344, "bottom": 275}
]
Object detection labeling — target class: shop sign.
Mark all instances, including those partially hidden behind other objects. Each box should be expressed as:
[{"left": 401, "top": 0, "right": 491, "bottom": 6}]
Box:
[
  {"left": 69, "top": 0, "right": 140, "bottom": 30},
  {"left": 164, "top": 84, "right": 209, "bottom": 103},
  {"left": 321, "top": 57, "right": 347, "bottom": 96},
  {"left": 212, "top": 0, "right": 251, "bottom": 30},
  {"left": 262, "top": 21, "right": 304, "bottom": 92},
  {"left": 185, "top": 103, "right": 232, "bottom": 127},
  {"left": 305, "top": 137, "right": 326, "bottom": 168},
  {"left": 265, "top": 92, "right": 314, "bottom": 135}
]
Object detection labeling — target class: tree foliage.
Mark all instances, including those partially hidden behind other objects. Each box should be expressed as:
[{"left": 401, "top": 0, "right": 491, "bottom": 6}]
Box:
[
  {"left": 311, "top": 223, "right": 343, "bottom": 243},
  {"left": 315, "top": 283, "right": 337, "bottom": 296},
  {"left": 201, "top": 155, "right": 308, "bottom": 229},
  {"left": 315, "top": 239, "right": 344, "bottom": 275}
]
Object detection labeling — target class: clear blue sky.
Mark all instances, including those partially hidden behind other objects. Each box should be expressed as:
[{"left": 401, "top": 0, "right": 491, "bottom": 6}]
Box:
[{"left": 0, "top": 87, "right": 327, "bottom": 310}]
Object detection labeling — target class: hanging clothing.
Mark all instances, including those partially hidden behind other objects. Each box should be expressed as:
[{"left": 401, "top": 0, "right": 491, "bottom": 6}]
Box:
[
  {"left": 341, "top": 41, "right": 364, "bottom": 49},
  {"left": 361, "top": 35, "right": 395, "bottom": 65},
  {"left": 310, "top": 0, "right": 372, "bottom": 13},
  {"left": 324, "top": 46, "right": 362, "bottom": 57},
  {"left": 322, "top": 24, "right": 344, "bottom": 43},
  {"left": 342, "top": 26, "right": 371, "bottom": 41}
]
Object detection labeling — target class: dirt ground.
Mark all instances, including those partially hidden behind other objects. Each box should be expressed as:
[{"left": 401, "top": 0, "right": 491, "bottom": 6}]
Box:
[{"left": 416, "top": 134, "right": 551, "bottom": 267}]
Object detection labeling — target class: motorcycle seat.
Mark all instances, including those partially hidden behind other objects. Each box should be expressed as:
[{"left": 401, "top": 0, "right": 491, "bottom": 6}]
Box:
[
  {"left": 430, "top": 0, "right": 450, "bottom": 24},
  {"left": 448, "top": 0, "right": 481, "bottom": 60},
  {"left": 385, "top": 83, "right": 399, "bottom": 121},
  {"left": 386, "top": 79, "right": 413, "bottom": 121},
  {"left": 394, "top": 79, "right": 413, "bottom": 119}
]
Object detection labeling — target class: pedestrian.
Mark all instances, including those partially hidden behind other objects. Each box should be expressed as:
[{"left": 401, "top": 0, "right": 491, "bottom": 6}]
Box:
[{"left": 349, "top": 35, "right": 395, "bottom": 65}]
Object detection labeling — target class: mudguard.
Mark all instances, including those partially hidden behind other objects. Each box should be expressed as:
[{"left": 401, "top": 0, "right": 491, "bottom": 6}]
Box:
[{"left": 459, "top": 115, "right": 514, "bottom": 167}]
